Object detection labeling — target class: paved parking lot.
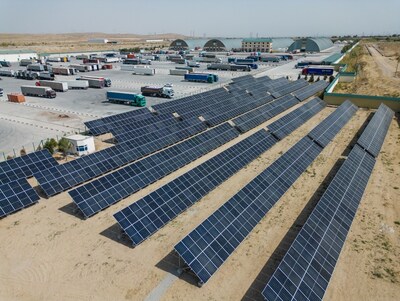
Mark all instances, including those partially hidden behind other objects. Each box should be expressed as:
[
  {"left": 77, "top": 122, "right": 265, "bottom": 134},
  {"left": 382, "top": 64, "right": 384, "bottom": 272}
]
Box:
[{"left": 0, "top": 48, "right": 339, "bottom": 157}]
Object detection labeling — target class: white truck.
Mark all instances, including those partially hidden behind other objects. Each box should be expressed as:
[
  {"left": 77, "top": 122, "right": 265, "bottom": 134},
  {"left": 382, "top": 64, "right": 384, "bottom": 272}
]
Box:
[
  {"left": 27, "top": 64, "right": 45, "bottom": 72},
  {"left": 187, "top": 61, "right": 200, "bottom": 68},
  {"left": 104, "top": 57, "right": 120, "bottom": 63},
  {"left": 78, "top": 76, "right": 111, "bottom": 88},
  {"left": 132, "top": 67, "right": 155, "bottom": 76},
  {"left": 21, "top": 85, "right": 56, "bottom": 98},
  {"left": 169, "top": 69, "right": 188, "bottom": 76},
  {"left": 0, "top": 69, "right": 15, "bottom": 77},
  {"left": 140, "top": 85, "right": 174, "bottom": 98},
  {"left": 63, "top": 80, "right": 89, "bottom": 90},
  {"left": 37, "top": 80, "right": 68, "bottom": 92},
  {"left": 70, "top": 64, "right": 91, "bottom": 72}
]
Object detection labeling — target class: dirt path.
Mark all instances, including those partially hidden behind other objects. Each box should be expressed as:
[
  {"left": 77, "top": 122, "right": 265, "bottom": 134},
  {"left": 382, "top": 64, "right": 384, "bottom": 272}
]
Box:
[{"left": 367, "top": 45, "right": 399, "bottom": 79}]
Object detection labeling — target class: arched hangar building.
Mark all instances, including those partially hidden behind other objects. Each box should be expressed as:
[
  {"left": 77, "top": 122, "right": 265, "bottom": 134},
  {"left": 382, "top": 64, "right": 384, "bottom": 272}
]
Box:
[
  {"left": 288, "top": 38, "right": 333, "bottom": 53},
  {"left": 203, "top": 39, "right": 243, "bottom": 52},
  {"left": 169, "top": 39, "right": 208, "bottom": 51}
]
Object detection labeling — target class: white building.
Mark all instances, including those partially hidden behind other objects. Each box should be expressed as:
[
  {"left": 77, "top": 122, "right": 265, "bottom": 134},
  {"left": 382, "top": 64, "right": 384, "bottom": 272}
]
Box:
[
  {"left": 88, "top": 38, "right": 109, "bottom": 44},
  {"left": 66, "top": 134, "right": 95, "bottom": 156},
  {"left": 0, "top": 49, "right": 38, "bottom": 62}
]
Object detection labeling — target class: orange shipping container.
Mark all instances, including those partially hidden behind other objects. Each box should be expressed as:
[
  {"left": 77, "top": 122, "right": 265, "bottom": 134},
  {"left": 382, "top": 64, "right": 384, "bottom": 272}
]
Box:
[
  {"left": 127, "top": 53, "right": 135, "bottom": 58},
  {"left": 7, "top": 93, "right": 26, "bottom": 103}
]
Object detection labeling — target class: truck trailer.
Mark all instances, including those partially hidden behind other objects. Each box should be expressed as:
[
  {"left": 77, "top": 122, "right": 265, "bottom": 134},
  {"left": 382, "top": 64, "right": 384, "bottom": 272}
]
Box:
[
  {"left": 19, "top": 59, "right": 36, "bottom": 67},
  {"left": 78, "top": 75, "right": 111, "bottom": 88},
  {"left": 106, "top": 91, "right": 146, "bottom": 107},
  {"left": 63, "top": 80, "right": 89, "bottom": 90},
  {"left": 302, "top": 66, "right": 334, "bottom": 76},
  {"left": 52, "top": 67, "right": 77, "bottom": 75},
  {"left": 184, "top": 73, "right": 218, "bottom": 83},
  {"left": 207, "top": 63, "right": 251, "bottom": 71},
  {"left": 140, "top": 85, "right": 174, "bottom": 98},
  {"left": 169, "top": 69, "right": 188, "bottom": 76},
  {"left": 131, "top": 67, "right": 155, "bottom": 76},
  {"left": 15, "top": 70, "right": 55, "bottom": 80},
  {"left": 21, "top": 85, "right": 56, "bottom": 98},
  {"left": 70, "top": 64, "right": 92, "bottom": 72},
  {"left": 37, "top": 80, "right": 68, "bottom": 92},
  {"left": 27, "top": 64, "right": 46, "bottom": 72},
  {"left": 0, "top": 61, "right": 12, "bottom": 67},
  {"left": 187, "top": 61, "right": 200, "bottom": 68},
  {"left": 0, "top": 69, "right": 15, "bottom": 77}
]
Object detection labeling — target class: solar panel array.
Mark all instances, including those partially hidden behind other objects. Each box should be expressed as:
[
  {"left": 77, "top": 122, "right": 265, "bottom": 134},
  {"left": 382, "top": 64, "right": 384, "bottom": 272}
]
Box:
[
  {"left": 35, "top": 118, "right": 207, "bottom": 197},
  {"left": 261, "top": 103, "right": 394, "bottom": 301},
  {"left": 174, "top": 101, "right": 357, "bottom": 285},
  {"left": 0, "top": 178, "right": 40, "bottom": 218},
  {"left": 356, "top": 103, "right": 394, "bottom": 157},
  {"left": 85, "top": 108, "right": 151, "bottom": 135},
  {"left": 233, "top": 95, "right": 299, "bottom": 133},
  {"left": 293, "top": 81, "right": 329, "bottom": 102},
  {"left": 0, "top": 150, "right": 58, "bottom": 184},
  {"left": 114, "top": 130, "right": 278, "bottom": 245},
  {"left": 308, "top": 100, "right": 358, "bottom": 147},
  {"left": 267, "top": 98, "right": 326, "bottom": 140},
  {"left": 113, "top": 98, "right": 327, "bottom": 245},
  {"left": 69, "top": 123, "right": 239, "bottom": 218}
]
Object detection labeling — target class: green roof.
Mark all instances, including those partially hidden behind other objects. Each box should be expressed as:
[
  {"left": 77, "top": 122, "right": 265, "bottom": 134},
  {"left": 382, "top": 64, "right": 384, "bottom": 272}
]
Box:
[
  {"left": 322, "top": 53, "right": 343, "bottom": 64},
  {"left": 0, "top": 49, "right": 37, "bottom": 55},
  {"left": 242, "top": 38, "right": 272, "bottom": 43}
]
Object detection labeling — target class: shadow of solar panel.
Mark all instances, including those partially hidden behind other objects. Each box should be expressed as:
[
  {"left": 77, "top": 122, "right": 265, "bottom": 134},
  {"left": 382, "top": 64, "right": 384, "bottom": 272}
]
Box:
[
  {"left": 356, "top": 103, "right": 394, "bottom": 158},
  {"left": 0, "top": 150, "right": 58, "bottom": 184},
  {"left": 35, "top": 119, "right": 207, "bottom": 197},
  {"left": 293, "top": 80, "right": 329, "bottom": 101},
  {"left": 308, "top": 100, "right": 358, "bottom": 147},
  {"left": 0, "top": 178, "right": 40, "bottom": 218},
  {"left": 174, "top": 136, "right": 323, "bottom": 285},
  {"left": 69, "top": 123, "right": 239, "bottom": 218},
  {"left": 114, "top": 130, "right": 279, "bottom": 245},
  {"left": 268, "top": 98, "right": 326, "bottom": 140},
  {"left": 262, "top": 144, "right": 377, "bottom": 301}
]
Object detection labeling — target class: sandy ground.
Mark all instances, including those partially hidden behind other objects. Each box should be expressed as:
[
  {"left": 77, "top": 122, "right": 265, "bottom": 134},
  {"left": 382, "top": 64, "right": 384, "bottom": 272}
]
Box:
[
  {"left": 334, "top": 41, "right": 400, "bottom": 97},
  {"left": 0, "top": 100, "right": 399, "bottom": 301}
]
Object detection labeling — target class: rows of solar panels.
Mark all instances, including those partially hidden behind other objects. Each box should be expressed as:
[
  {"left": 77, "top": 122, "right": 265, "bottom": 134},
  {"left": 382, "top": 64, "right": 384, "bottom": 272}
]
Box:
[
  {"left": 262, "top": 103, "right": 394, "bottom": 301},
  {"left": 1, "top": 76, "right": 329, "bottom": 219},
  {"left": 113, "top": 97, "right": 326, "bottom": 245},
  {"left": 174, "top": 100, "right": 358, "bottom": 285}
]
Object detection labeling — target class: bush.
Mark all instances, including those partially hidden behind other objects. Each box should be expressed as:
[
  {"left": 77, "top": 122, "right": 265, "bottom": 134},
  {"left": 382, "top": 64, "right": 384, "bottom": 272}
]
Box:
[
  {"left": 58, "top": 137, "right": 71, "bottom": 156},
  {"left": 20, "top": 148, "right": 27, "bottom": 156},
  {"left": 297, "top": 74, "right": 301, "bottom": 80},
  {"left": 309, "top": 74, "right": 315, "bottom": 82},
  {"left": 43, "top": 138, "right": 58, "bottom": 154},
  {"left": 329, "top": 75, "right": 335, "bottom": 83}
]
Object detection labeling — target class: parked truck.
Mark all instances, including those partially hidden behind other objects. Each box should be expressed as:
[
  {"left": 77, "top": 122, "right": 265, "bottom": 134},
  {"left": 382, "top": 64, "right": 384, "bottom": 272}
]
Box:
[
  {"left": 207, "top": 63, "right": 251, "bottom": 71},
  {"left": 140, "top": 85, "right": 174, "bottom": 98},
  {"left": 0, "top": 61, "right": 11, "bottom": 67},
  {"left": 78, "top": 75, "right": 111, "bottom": 88},
  {"left": 37, "top": 80, "right": 68, "bottom": 92},
  {"left": 123, "top": 58, "right": 140, "bottom": 65},
  {"left": 21, "top": 85, "right": 56, "bottom": 98},
  {"left": 131, "top": 67, "right": 155, "bottom": 76},
  {"left": 187, "top": 61, "right": 200, "bottom": 68},
  {"left": 302, "top": 66, "right": 334, "bottom": 76},
  {"left": 139, "top": 59, "right": 152, "bottom": 65},
  {"left": 63, "top": 80, "right": 89, "bottom": 90},
  {"left": 19, "top": 59, "right": 36, "bottom": 66},
  {"left": 27, "top": 64, "right": 46, "bottom": 72},
  {"left": 70, "top": 64, "right": 91, "bottom": 72},
  {"left": 106, "top": 91, "right": 146, "bottom": 107},
  {"left": 171, "top": 58, "right": 187, "bottom": 64},
  {"left": 260, "top": 56, "right": 280, "bottom": 62},
  {"left": 184, "top": 73, "right": 219, "bottom": 83},
  {"left": 169, "top": 69, "right": 188, "bottom": 76},
  {"left": 0, "top": 69, "right": 15, "bottom": 77},
  {"left": 52, "top": 66, "right": 77, "bottom": 75},
  {"left": 15, "top": 70, "right": 55, "bottom": 80}
]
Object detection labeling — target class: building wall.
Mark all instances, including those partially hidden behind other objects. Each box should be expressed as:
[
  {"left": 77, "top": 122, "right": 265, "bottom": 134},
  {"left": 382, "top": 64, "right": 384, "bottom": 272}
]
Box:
[
  {"left": 241, "top": 41, "right": 272, "bottom": 52},
  {"left": 0, "top": 53, "right": 38, "bottom": 62},
  {"left": 324, "top": 93, "right": 400, "bottom": 112}
]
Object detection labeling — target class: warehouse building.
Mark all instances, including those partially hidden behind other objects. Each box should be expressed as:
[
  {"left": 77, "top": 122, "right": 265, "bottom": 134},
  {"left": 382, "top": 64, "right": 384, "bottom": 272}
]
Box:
[
  {"left": 241, "top": 38, "right": 294, "bottom": 52},
  {"left": 0, "top": 49, "right": 38, "bottom": 62},
  {"left": 169, "top": 39, "right": 208, "bottom": 51},
  {"left": 288, "top": 38, "right": 333, "bottom": 53},
  {"left": 203, "top": 38, "right": 243, "bottom": 52}
]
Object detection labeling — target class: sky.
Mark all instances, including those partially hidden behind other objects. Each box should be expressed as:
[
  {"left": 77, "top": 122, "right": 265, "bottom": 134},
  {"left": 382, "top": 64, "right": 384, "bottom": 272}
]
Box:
[{"left": 1, "top": 0, "right": 399, "bottom": 37}]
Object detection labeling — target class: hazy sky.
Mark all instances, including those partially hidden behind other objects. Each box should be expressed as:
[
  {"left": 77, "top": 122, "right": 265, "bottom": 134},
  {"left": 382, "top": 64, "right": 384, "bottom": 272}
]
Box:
[{"left": 1, "top": 0, "right": 399, "bottom": 37}]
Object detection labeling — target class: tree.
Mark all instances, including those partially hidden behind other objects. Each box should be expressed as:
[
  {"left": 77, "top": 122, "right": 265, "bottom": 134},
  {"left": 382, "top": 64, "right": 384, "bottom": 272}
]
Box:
[
  {"left": 20, "top": 148, "right": 27, "bottom": 156},
  {"left": 297, "top": 74, "right": 301, "bottom": 80},
  {"left": 309, "top": 74, "right": 315, "bottom": 82},
  {"left": 324, "top": 75, "right": 328, "bottom": 81},
  {"left": 316, "top": 76, "right": 320, "bottom": 81},
  {"left": 329, "top": 75, "right": 335, "bottom": 83},
  {"left": 43, "top": 138, "right": 57, "bottom": 154},
  {"left": 58, "top": 137, "right": 71, "bottom": 157},
  {"left": 304, "top": 74, "right": 308, "bottom": 80}
]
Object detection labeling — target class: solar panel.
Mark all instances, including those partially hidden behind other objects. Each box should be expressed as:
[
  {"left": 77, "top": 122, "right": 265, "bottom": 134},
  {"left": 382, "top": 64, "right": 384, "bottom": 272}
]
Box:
[
  {"left": 114, "top": 130, "right": 278, "bottom": 245},
  {"left": 0, "top": 150, "right": 58, "bottom": 184},
  {"left": 293, "top": 81, "right": 329, "bottom": 102},
  {"left": 262, "top": 144, "right": 376, "bottom": 301},
  {"left": 268, "top": 98, "right": 326, "bottom": 140},
  {"left": 308, "top": 100, "right": 358, "bottom": 147},
  {"left": 174, "top": 103, "right": 356, "bottom": 285},
  {"left": 233, "top": 95, "right": 299, "bottom": 133},
  {"left": 85, "top": 108, "right": 151, "bottom": 135},
  {"left": 35, "top": 119, "right": 207, "bottom": 197},
  {"left": 69, "top": 123, "right": 239, "bottom": 218},
  {"left": 174, "top": 136, "right": 322, "bottom": 285},
  {"left": 0, "top": 178, "right": 40, "bottom": 218},
  {"left": 356, "top": 103, "right": 394, "bottom": 158}
]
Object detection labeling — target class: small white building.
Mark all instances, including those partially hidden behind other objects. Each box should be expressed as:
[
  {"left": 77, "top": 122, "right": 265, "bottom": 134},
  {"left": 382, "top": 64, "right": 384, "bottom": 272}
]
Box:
[
  {"left": 0, "top": 49, "right": 38, "bottom": 62},
  {"left": 88, "top": 38, "right": 109, "bottom": 44},
  {"left": 66, "top": 134, "right": 95, "bottom": 156}
]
